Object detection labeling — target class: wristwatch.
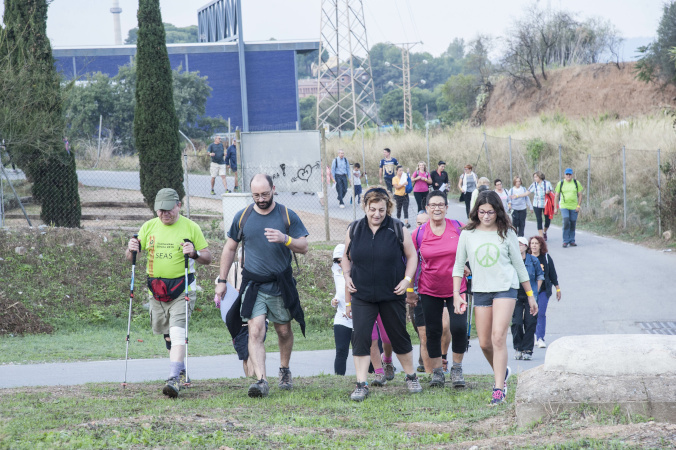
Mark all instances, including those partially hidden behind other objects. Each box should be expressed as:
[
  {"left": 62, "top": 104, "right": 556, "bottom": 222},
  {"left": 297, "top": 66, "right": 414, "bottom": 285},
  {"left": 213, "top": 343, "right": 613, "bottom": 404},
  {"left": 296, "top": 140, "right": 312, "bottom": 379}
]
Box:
[
  {"left": 217, "top": 278, "right": 227, "bottom": 284},
  {"left": 191, "top": 250, "right": 201, "bottom": 260}
]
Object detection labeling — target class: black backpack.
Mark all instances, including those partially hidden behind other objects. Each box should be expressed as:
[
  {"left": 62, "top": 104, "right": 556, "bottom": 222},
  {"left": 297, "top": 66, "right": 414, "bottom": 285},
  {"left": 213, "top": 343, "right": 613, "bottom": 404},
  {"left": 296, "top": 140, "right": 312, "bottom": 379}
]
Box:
[
  {"left": 556, "top": 179, "right": 580, "bottom": 203},
  {"left": 346, "top": 217, "right": 405, "bottom": 261}
]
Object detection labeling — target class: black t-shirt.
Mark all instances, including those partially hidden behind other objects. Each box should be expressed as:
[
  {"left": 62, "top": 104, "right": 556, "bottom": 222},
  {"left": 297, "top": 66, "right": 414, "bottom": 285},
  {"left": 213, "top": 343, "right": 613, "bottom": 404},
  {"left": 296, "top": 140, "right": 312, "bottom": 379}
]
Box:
[{"left": 430, "top": 170, "right": 449, "bottom": 191}]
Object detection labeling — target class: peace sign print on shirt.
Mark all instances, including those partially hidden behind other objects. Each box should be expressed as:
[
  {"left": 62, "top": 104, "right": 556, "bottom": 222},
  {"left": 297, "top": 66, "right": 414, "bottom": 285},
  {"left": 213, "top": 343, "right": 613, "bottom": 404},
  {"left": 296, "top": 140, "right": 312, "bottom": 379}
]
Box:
[{"left": 475, "top": 243, "right": 500, "bottom": 268}]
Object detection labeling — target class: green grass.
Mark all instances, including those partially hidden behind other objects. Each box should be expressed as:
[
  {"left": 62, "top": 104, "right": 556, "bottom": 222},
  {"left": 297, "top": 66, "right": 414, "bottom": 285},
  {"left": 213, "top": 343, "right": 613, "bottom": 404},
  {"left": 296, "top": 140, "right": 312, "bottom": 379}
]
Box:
[{"left": 0, "top": 376, "right": 659, "bottom": 449}]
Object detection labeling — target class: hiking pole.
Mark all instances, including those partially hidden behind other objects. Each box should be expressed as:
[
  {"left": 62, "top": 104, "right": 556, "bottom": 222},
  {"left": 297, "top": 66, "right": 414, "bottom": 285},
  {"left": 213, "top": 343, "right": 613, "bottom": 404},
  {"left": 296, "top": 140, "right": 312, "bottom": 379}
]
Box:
[
  {"left": 122, "top": 234, "right": 138, "bottom": 388},
  {"left": 466, "top": 274, "right": 473, "bottom": 353},
  {"left": 183, "top": 239, "right": 192, "bottom": 387}
]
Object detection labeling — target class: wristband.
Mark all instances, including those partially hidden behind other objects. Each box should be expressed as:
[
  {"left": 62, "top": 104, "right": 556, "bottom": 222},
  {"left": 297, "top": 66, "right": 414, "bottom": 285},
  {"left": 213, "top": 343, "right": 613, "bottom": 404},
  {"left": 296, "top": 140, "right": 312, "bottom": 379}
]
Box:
[
  {"left": 526, "top": 290, "right": 534, "bottom": 297},
  {"left": 404, "top": 276, "right": 412, "bottom": 283},
  {"left": 577, "top": 204, "right": 581, "bottom": 208},
  {"left": 556, "top": 289, "right": 561, "bottom": 292},
  {"left": 285, "top": 235, "right": 293, "bottom": 246},
  {"left": 406, "top": 288, "right": 414, "bottom": 292},
  {"left": 217, "top": 278, "right": 227, "bottom": 284},
  {"left": 345, "top": 303, "right": 351, "bottom": 306}
]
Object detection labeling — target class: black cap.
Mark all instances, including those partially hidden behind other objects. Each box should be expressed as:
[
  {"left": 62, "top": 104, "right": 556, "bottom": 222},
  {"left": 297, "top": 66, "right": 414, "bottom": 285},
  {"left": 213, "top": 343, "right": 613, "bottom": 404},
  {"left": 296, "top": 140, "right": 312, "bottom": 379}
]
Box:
[{"left": 438, "top": 160, "right": 446, "bottom": 166}]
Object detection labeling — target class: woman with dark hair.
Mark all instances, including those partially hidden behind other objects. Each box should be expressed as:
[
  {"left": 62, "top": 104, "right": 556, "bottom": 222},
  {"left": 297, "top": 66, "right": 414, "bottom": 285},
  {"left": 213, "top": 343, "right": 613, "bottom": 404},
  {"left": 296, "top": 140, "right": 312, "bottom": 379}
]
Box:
[
  {"left": 511, "top": 237, "right": 544, "bottom": 361},
  {"left": 528, "top": 172, "right": 553, "bottom": 241},
  {"left": 528, "top": 236, "right": 561, "bottom": 349},
  {"left": 452, "top": 190, "right": 537, "bottom": 406},
  {"left": 342, "top": 186, "right": 422, "bottom": 401},
  {"left": 508, "top": 176, "right": 532, "bottom": 237},
  {"left": 494, "top": 179, "right": 509, "bottom": 212},
  {"left": 410, "top": 190, "right": 469, "bottom": 388}
]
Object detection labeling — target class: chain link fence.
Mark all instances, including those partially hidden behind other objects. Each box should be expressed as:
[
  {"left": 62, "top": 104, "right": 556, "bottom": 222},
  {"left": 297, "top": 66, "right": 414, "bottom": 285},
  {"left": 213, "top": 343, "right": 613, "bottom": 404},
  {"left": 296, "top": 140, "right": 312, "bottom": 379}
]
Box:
[{"left": 2, "top": 131, "right": 674, "bottom": 240}]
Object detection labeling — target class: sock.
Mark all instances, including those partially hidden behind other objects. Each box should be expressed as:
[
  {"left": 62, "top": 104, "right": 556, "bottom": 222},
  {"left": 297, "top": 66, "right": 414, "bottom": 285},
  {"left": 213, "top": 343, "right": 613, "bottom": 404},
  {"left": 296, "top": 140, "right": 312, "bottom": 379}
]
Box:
[
  {"left": 375, "top": 368, "right": 384, "bottom": 375},
  {"left": 382, "top": 353, "right": 392, "bottom": 364},
  {"left": 169, "top": 361, "right": 184, "bottom": 379},
  {"left": 441, "top": 354, "right": 448, "bottom": 361},
  {"left": 453, "top": 362, "right": 461, "bottom": 368}
]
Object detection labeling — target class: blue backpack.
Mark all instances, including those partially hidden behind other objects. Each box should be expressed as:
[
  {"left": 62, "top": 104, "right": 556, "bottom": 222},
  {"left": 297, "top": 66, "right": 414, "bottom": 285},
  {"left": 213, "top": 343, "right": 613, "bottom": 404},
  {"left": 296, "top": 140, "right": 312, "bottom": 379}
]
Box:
[{"left": 405, "top": 174, "right": 413, "bottom": 194}]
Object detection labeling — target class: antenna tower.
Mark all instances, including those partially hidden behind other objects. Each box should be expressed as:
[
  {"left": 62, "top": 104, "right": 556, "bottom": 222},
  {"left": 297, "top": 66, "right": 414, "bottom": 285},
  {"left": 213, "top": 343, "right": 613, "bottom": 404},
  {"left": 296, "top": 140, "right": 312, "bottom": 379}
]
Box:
[{"left": 316, "top": 0, "right": 378, "bottom": 136}]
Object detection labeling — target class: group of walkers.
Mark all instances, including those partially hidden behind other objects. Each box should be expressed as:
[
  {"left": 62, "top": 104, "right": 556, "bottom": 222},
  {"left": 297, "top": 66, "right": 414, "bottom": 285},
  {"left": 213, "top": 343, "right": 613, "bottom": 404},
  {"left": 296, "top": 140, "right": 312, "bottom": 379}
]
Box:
[{"left": 126, "top": 148, "right": 575, "bottom": 405}]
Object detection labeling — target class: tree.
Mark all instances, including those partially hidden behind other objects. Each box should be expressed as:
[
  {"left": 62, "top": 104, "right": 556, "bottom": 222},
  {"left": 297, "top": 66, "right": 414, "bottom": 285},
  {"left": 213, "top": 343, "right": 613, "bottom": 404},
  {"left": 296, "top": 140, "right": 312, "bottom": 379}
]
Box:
[
  {"left": 636, "top": 1, "right": 676, "bottom": 83},
  {"left": 440, "top": 74, "right": 479, "bottom": 124},
  {"left": 134, "top": 0, "right": 184, "bottom": 212},
  {"left": 1, "top": 0, "right": 81, "bottom": 227},
  {"left": 299, "top": 96, "right": 316, "bottom": 130},
  {"left": 125, "top": 23, "right": 198, "bottom": 44}
]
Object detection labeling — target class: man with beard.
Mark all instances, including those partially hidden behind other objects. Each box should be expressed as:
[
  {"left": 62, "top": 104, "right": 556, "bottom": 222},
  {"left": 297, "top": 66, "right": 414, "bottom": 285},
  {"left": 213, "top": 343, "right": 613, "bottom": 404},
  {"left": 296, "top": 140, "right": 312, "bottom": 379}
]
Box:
[{"left": 216, "top": 173, "right": 309, "bottom": 397}]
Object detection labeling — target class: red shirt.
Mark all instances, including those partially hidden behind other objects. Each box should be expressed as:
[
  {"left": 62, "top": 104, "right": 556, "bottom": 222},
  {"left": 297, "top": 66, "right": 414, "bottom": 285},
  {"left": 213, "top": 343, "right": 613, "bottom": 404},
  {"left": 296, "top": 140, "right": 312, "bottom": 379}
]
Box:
[{"left": 413, "top": 219, "right": 467, "bottom": 298}]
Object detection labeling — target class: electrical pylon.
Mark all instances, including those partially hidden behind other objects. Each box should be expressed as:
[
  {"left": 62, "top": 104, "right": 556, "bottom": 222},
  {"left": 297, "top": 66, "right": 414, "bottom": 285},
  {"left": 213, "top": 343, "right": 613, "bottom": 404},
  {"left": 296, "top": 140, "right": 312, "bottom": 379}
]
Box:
[{"left": 316, "top": 0, "right": 378, "bottom": 136}]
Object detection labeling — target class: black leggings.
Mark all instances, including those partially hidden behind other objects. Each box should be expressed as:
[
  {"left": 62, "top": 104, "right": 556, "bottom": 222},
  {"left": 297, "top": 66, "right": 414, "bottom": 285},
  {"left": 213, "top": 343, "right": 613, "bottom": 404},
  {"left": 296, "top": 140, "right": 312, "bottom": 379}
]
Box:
[
  {"left": 413, "top": 191, "right": 427, "bottom": 213},
  {"left": 351, "top": 297, "right": 413, "bottom": 356},
  {"left": 512, "top": 209, "right": 527, "bottom": 237},
  {"left": 464, "top": 191, "right": 473, "bottom": 217},
  {"left": 333, "top": 324, "right": 352, "bottom": 375},
  {"left": 533, "top": 207, "right": 550, "bottom": 231},
  {"left": 420, "top": 294, "right": 467, "bottom": 357},
  {"left": 395, "top": 194, "right": 409, "bottom": 220}
]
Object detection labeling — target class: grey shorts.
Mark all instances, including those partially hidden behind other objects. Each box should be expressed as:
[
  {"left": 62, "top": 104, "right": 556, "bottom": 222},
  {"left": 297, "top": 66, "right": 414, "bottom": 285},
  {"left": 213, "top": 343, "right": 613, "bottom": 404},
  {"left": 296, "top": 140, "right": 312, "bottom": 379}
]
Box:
[
  {"left": 241, "top": 286, "right": 292, "bottom": 324},
  {"left": 473, "top": 288, "right": 518, "bottom": 307}
]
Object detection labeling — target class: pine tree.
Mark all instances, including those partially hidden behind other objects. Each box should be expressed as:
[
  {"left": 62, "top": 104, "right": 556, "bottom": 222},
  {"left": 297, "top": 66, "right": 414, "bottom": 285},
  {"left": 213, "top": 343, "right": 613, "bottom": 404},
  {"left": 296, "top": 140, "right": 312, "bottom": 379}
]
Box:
[
  {"left": 1, "top": 0, "right": 81, "bottom": 227},
  {"left": 134, "top": 0, "right": 185, "bottom": 212}
]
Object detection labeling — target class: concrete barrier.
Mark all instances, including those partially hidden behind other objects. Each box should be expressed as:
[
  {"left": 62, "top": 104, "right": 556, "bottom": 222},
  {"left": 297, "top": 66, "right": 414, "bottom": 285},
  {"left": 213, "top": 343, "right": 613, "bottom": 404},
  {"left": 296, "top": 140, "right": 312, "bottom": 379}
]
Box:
[
  {"left": 516, "top": 335, "right": 676, "bottom": 426},
  {"left": 221, "top": 193, "right": 252, "bottom": 231}
]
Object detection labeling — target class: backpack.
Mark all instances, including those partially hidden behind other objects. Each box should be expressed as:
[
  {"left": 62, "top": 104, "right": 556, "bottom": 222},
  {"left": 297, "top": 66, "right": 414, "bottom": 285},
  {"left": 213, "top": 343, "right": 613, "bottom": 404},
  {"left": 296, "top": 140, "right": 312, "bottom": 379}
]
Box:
[
  {"left": 236, "top": 202, "right": 299, "bottom": 269},
  {"left": 405, "top": 174, "right": 413, "bottom": 194},
  {"left": 414, "top": 220, "right": 463, "bottom": 287},
  {"left": 556, "top": 179, "right": 580, "bottom": 203},
  {"left": 346, "top": 217, "right": 404, "bottom": 261}
]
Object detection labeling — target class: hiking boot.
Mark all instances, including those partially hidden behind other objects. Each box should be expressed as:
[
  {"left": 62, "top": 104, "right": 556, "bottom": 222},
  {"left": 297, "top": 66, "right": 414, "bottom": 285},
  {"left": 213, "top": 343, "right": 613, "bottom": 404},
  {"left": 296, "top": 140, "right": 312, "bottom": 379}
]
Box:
[
  {"left": 514, "top": 351, "right": 523, "bottom": 360},
  {"left": 522, "top": 352, "right": 533, "bottom": 361},
  {"left": 442, "top": 358, "right": 449, "bottom": 374},
  {"left": 179, "top": 369, "right": 191, "bottom": 386},
  {"left": 406, "top": 374, "right": 423, "bottom": 394},
  {"left": 210, "top": 190, "right": 216, "bottom": 195},
  {"left": 162, "top": 376, "right": 180, "bottom": 398},
  {"left": 382, "top": 356, "right": 396, "bottom": 381},
  {"left": 450, "top": 364, "right": 466, "bottom": 388},
  {"left": 537, "top": 338, "right": 547, "bottom": 348},
  {"left": 226, "top": 189, "right": 232, "bottom": 193},
  {"left": 278, "top": 367, "right": 293, "bottom": 391},
  {"left": 562, "top": 243, "right": 569, "bottom": 248},
  {"left": 429, "top": 368, "right": 445, "bottom": 388},
  {"left": 350, "top": 382, "right": 370, "bottom": 401},
  {"left": 234, "top": 186, "right": 240, "bottom": 191},
  {"left": 569, "top": 242, "right": 577, "bottom": 247},
  {"left": 371, "top": 373, "right": 387, "bottom": 387},
  {"left": 489, "top": 388, "right": 506, "bottom": 406},
  {"left": 248, "top": 379, "right": 269, "bottom": 398},
  {"left": 416, "top": 364, "right": 425, "bottom": 373}
]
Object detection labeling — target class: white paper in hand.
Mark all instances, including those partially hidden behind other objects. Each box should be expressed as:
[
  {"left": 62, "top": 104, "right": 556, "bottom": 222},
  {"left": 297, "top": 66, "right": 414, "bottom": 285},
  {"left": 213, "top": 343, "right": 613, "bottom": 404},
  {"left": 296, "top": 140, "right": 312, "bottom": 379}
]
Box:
[
  {"left": 440, "top": 182, "right": 448, "bottom": 192},
  {"left": 219, "top": 281, "right": 240, "bottom": 323}
]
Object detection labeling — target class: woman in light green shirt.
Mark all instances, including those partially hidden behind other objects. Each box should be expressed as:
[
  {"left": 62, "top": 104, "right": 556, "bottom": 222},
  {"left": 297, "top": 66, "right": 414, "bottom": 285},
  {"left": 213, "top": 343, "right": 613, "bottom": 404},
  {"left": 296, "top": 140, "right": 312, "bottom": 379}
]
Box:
[{"left": 452, "top": 190, "right": 538, "bottom": 406}]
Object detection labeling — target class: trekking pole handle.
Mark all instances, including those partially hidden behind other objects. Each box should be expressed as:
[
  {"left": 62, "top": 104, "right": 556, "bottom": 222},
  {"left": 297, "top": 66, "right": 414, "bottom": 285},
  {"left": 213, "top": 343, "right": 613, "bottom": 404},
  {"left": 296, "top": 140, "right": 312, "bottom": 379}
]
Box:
[
  {"left": 183, "top": 239, "right": 191, "bottom": 269},
  {"left": 132, "top": 234, "right": 138, "bottom": 265}
]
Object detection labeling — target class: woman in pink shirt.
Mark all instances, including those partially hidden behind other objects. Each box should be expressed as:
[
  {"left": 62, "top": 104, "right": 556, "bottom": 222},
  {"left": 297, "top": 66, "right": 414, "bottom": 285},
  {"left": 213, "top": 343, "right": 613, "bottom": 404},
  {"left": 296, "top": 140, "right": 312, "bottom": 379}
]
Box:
[
  {"left": 409, "top": 189, "right": 469, "bottom": 389},
  {"left": 411, "top": 161, "right": 432, "bottom": 213}
]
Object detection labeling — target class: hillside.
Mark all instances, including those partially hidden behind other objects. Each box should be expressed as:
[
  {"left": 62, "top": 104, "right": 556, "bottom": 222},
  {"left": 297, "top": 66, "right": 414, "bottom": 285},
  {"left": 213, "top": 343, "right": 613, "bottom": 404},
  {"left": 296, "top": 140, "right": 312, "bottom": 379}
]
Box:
[{"left": 483, "top": 62, "right": 676, "bottom": 126}]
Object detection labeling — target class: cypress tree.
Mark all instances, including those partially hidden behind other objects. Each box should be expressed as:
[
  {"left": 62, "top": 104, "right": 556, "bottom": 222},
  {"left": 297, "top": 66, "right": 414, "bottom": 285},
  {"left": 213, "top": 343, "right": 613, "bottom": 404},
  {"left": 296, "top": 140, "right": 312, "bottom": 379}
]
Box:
[
  {"left": 134, "top": 0, "right": 185, "bottom": 212},
  {"left": 1, "top": 0, "right": 81, "bottom": 227}
]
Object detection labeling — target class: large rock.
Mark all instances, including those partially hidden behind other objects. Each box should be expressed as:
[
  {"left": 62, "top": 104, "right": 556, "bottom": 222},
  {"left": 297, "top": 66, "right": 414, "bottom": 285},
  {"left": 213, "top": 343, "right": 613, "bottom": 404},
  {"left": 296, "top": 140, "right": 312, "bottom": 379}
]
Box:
[
  {"left": 601, "top": 195, "right": 621, "bottom": 209},
  {"left": 516, "top": 335, "right": 676, "bottom": 426}
]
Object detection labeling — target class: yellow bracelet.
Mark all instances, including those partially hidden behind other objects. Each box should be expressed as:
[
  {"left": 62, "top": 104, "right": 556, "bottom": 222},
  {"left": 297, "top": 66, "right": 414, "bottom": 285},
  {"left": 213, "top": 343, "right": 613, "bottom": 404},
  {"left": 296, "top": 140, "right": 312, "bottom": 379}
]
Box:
[
  {"left": 345, "top": 303, "right": 351, "bottom": 306},
  {"left": 526, "top": 290, "right": 534, "bottom": 297},
  {"left": 406, "top": 288, "right": 414, "bottom": 292},
  {"left": 404, "top": 276, "right": 412, "bottom": 283},
  {"left": 285, "top": 235, "right": 293, "bottom": 246},
  {"left": 556, "top": 289, "right": 561, "bottom": 292}
]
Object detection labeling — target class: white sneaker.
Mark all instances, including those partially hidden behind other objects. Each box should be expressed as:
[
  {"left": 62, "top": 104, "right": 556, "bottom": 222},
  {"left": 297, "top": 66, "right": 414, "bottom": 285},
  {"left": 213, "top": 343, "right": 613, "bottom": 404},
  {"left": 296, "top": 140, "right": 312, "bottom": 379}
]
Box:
[
  {"left": 339, "top": 204, "right": 345, "bottom": 208},
  {"left": 537, "top": 338, "right": 547, "bottom": 348}
]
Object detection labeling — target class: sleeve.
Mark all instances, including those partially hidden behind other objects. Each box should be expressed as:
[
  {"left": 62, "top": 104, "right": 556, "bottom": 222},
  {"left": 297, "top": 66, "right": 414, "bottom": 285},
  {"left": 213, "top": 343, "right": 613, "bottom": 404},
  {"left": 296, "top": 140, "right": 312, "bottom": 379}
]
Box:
[
  {"left": 534, "top": 255, "right": 545, "bottom": 281},
  {"left": 526, "top": 195, "right": 533, "bottom": 210},
  {"left": 379, "top": 159, "right": 384, "bottom": 168},
  {"left": 547, "top": 254, "right": 559, "bottom": 286},
  {"left": 555, "top": 182, "right": 561, "bottom": 194},
  {"left": 226, "top": 210, "right": 244, "bottom": 242},
  {"left": 452, "top": 231, "right": 468, "bottom": 277},
  {"left": 191, "top": 222, "right": 209, "bottom": 251},
  {"left": 288, "top": 209, "right": 309, "bottom": 238},
  {"left": 507, "top": 231, "right": 530, "bottom": 284},
  {"left": 528, "top": 182, "right": 536, "bottom": 193},
  {"left": 331, "top": 158, "right": 336, "bottom": 177},
  {"left": 545, "top": 180, "right": 552, "bottom": 193},
  {"left": 137, "top": 223, "right": 148, "bottom": 251},
  {"left": 393, "top": 158, "right": 398, "bottom": 165}
]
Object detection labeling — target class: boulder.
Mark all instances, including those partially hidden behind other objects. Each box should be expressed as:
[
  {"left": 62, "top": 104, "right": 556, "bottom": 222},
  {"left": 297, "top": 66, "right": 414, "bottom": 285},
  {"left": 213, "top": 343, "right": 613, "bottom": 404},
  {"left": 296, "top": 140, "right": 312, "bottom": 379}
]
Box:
[
  {"left": 663, "top": 230, "right": 672, "bottom": 241},
  {"left": 601, "top": 195, "right": 621, "bottom": 209}
]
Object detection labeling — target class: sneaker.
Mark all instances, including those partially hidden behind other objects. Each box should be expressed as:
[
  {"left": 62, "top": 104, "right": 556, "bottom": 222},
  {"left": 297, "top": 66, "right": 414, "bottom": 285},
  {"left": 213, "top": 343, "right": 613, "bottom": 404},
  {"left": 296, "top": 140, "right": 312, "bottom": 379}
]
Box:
[
  {"left": 504, "top": 366, "right": 512, "bottom": 395},
  {"left": 350, "top": 382, "right": 370, "bottom": 401},
  {"left": 226, "top": 189, "right": 232, "bottom": 193},
  {"left": 234, "top": 187, "right": 240, "bottom": 191},
  {"left": 522, "top": 352, "right": 533, "bottom": 361},
  {"left": 442, "top": 358, "right": 449, "bottom": 374},
  {"left": 569, "top": 242, "right": 577, "bottom": 247},
  {"left": 537, "top": 338, "right": 547, "bottom": 348},
  {"left": 179, "top": 369, "right": 191, "bottom": 386},
  {"left": 562, "top": 243, "right": 569, "bottom": 248},
  {"left": 371, "top": 373, "right": 387, "bottom": 387},
  {"left": 339, "top": 204, "right": 345, "bottom": 209},
  {"left": 543, "top": 232, "right": 548, "bottom": 241},
  {"left": 278, "top": 367, "right": 293, "bottom": 391},
  {"left": 416, "top": 364, "right": 425, "bottom": 373},
  {"left": 406, "top": 374, "right": 423, "bottom": 393},
  {"left": 450, "top": 364, "right": 466, "bottom": 388},
  {"left": 162, "top": 376, "right": 180, "bottom": 398},
  {"left": 210, "top": 190, "right": 216, "bottom": 195},
  {"left": 382, "top": 356, "right": 396, "bottom": 381},
  {"left": 489, "top": 388, "right": 506, "bottom": 406},
  {"left": 429, "top": 368, "right": 445, "bottom": 388},
  {"left": 514, "top": 351, "right": 523, "bottom": 360},
  {"left": 248, "top": 379, "right": 269, "bottom": 398}
]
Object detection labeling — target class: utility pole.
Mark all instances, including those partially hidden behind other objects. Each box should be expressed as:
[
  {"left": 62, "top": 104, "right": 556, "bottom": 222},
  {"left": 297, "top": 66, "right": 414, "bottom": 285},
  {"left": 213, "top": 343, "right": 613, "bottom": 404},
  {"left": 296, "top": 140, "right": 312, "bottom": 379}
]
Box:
[
  {"left": 386, "top": 42, "right": 425, "bottom": 131},
  {"left": 316, "top": 0, "right": 379, "bottom": 135}
]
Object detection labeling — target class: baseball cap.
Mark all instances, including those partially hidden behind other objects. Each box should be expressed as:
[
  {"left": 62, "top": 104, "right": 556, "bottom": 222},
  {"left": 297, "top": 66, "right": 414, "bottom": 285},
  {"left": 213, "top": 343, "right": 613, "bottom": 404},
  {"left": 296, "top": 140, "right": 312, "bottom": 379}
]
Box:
[
  {"left": 154, "top": 188, "right": 179, "bottom": 211},
  {"left": 564, "top": 168, "right": 573, "bottom": 175},
  {"left": 333, "top": 243, "right": 345, "bottom": 259},
  {"left": 517, "top": 237, "right": 529, "bottom": 246},
  {"left": 438, "top": 160, "right": 446, "bottom": 165}
]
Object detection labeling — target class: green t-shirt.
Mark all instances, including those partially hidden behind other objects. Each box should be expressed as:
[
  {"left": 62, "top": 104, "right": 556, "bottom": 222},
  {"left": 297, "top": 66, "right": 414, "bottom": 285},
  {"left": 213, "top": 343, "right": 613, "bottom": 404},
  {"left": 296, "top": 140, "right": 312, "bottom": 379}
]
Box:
[
  {"left": 555, "top": 179, "right": 584, "bottom": 210},
  {"left": 138, "top": 215, "right": 208, "bottom": 279}
]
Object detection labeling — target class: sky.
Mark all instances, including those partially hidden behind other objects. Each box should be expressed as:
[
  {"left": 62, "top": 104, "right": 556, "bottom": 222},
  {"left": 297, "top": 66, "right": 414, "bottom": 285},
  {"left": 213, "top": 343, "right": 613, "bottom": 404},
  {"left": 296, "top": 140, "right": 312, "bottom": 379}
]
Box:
[{"left": 0, "top": 0, "right": 664, "bottom": 59}]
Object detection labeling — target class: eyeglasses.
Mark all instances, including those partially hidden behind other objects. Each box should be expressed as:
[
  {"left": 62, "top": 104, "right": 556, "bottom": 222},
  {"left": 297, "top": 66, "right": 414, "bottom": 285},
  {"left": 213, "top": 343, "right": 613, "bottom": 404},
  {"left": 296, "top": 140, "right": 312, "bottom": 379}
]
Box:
[
  {"left": 427, "top": 203, "right": 446, "bottom": 209},
  {"left": 478, "top": 210, "right": 496, "bottom": 216},
  {"left": 252, "top": 191, "right": 272, "bottom": 200}
]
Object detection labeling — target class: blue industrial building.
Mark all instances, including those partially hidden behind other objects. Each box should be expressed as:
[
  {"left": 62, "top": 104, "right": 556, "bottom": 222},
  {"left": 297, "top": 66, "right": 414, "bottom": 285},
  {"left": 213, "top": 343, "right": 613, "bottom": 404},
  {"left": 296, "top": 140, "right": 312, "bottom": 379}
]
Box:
[{"left": 53, "top": 40, "right": 318, "bottom": 132}]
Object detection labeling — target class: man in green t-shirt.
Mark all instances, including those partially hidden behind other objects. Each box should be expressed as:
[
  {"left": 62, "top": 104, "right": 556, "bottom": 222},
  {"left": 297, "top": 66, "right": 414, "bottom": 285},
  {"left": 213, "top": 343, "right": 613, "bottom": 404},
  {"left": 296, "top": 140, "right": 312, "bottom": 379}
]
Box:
[
  {"left": 126, "top": 188, "right": 212, "bottom": 398},
  {"left": 554, "top": 168, "right": 584, "bottom": 248}
]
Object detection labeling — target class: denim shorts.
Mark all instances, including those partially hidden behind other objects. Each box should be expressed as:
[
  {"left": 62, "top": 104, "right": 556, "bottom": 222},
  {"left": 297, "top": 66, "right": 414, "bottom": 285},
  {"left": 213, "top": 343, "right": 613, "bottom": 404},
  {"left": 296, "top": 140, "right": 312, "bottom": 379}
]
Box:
[{"left": 473, "top": 288, "right": 518, "bottom": 307}]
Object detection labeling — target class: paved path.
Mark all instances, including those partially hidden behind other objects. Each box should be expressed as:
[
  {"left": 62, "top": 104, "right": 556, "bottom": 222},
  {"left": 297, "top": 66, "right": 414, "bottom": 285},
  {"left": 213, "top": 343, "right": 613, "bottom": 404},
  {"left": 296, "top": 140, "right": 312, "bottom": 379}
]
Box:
[{"left": 3, "top": 197, "right": 675, "bottom": 388}]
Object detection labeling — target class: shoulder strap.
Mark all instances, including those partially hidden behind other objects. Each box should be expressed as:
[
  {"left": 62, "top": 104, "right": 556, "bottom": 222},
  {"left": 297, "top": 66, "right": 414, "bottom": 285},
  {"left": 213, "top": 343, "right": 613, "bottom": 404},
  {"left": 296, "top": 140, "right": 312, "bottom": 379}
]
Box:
[
  {"left": 451, "top": 219, "right": 462, "bottom": 235},
  {"left": 574, "top": 179, "right": 580, "bottom": 193},
  {"left": 415, "top": 223, "right": 426, "bottom": 249},
  {"left": 392, "top": 218, "right": 405, "bottom": 256},
  {"left": 236, "top": 204, "right": 254, "bottom": 241},
  {"left": 346, "top": 219, "right": 361, "bottom": 261}
]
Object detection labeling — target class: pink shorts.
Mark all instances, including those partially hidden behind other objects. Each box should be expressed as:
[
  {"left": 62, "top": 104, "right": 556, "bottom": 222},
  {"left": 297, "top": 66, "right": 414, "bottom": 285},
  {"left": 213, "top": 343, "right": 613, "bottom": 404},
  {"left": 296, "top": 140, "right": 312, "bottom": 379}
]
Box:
[{"left": 371, "top": 314, "right": 391, "bottom": 344}]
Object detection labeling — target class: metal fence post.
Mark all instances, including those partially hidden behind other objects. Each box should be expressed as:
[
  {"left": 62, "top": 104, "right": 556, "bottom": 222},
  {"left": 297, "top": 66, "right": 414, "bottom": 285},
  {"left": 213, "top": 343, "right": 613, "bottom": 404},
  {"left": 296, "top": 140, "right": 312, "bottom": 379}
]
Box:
[
  {"left": 321, "top": 128, "right": 331, "bottom": 241},
  {"left": 426, "top": 122, "right": 430, "bottom": 171},
  {"left": 509, "top": 136, "right": 513, "bottom": 186},
  {"left": 361, "top": 126, "right": 366, "bottom": 185},
  {"left": 183, "top": 150, "right": 191, "bottom": 219},
  {"left": 558, "top": 144, "right": 562, "bottom": 181},
  {"left": 236, "top": 129, "right": 242, "bottom": 191},
  {"left": 483, "top": 132, "right": 493, "bottom": 179},
  {"left": 586, "top": 154, "right": 590, "bottom": 210},
  {"left": 622, "top": 146, "right": 627, "bottom": 229},
  {"left": 658, "top": 148, "right": 662, "bottom": 236}
]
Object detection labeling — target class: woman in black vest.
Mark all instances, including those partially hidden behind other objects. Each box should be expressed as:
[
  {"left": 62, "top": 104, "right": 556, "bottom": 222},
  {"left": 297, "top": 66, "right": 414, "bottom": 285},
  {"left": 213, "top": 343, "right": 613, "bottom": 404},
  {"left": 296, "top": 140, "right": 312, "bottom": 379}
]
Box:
[{"left": 342, "top": 187, "right": 421, "bottom": 401}]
